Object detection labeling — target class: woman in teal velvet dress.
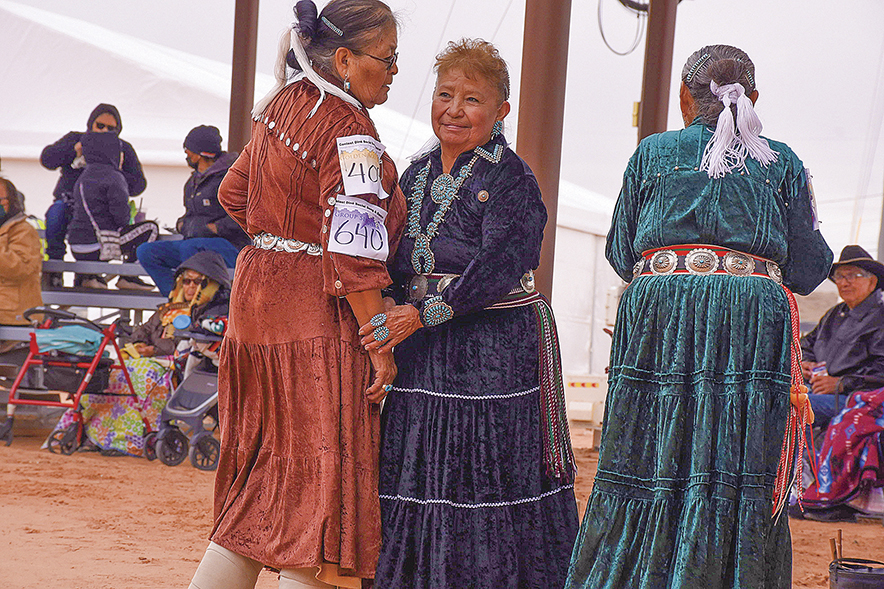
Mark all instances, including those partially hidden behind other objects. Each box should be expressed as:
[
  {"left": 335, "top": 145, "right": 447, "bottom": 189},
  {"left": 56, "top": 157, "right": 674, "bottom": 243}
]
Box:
[{"left": 566, "top": 45, "right": 832, "bottom": 588}]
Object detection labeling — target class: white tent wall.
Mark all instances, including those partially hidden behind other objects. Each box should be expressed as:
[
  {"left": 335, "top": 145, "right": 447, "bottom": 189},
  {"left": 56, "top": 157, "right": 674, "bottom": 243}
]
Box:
[{"left": 1, "top": 1, "right": 620, "bottom": 413}]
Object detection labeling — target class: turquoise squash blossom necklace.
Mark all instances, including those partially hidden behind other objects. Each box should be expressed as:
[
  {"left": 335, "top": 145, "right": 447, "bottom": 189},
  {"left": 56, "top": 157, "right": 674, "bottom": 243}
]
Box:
[{"left": 408, "top": 153, "right": 480, "bottom": 274}]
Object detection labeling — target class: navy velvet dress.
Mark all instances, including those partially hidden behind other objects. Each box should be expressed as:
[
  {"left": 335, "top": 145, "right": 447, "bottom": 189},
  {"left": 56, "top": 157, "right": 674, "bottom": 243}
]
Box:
[
  {"left": 375, "top": 134, "right": 579, "bottom": 588},
  {"left": 565, "top": 119, "right": 833, "bottom": 588}
]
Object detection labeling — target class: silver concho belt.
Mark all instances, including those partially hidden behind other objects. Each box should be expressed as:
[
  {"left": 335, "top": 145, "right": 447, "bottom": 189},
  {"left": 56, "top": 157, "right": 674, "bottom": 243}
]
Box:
[
  {"left": 406, "top": 269, "right": 536, "bottom": 302},
  {"left": 252, "top": 233, "right": 322, "bottom": 256},
  {"left": 633, "top": 246, "right": 782, "bottom": 283}
]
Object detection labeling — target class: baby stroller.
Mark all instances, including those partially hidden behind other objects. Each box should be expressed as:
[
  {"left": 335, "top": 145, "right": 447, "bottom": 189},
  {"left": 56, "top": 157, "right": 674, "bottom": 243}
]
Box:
[
  {"left": 0, "top": 307, "right": 147, "bottom": 453},
  {"left": 147, "top": 330, "right": 220, "bottom": 470}
]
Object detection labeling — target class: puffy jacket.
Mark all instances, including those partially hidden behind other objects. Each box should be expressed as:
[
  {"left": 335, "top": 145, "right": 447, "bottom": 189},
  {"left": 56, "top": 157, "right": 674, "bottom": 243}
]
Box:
[
  {"left": 67, "top": 132, "right": 130, "bottom": 246},
  {"left": 177, "top": 151, "right": 249, "bottom": 249},
  {"left": 0, "top": 213, "right": 43, "bottom": 325},
  {"left": 40, "top": 103, "right": 146, "bottom": 201},
  {"left": 120, "top": 251, "right": 231, "bottom": 355}
]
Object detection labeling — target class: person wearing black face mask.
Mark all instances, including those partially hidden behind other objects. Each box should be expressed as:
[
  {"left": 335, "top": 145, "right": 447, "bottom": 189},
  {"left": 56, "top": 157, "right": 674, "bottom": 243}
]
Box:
[{"left": 135, "top": 125, "right": 246, "bottom": 296}]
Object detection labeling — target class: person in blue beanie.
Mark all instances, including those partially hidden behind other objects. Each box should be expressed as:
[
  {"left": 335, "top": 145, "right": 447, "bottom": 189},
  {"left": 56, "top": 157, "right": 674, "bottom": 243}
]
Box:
[{"left": 136, "top": 125, "right": 245, "bottom": 296}]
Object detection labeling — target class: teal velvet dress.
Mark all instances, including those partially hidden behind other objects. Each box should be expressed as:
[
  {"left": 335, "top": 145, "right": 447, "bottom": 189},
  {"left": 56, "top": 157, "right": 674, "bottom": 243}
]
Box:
[{"left": 566, "top": 118, "right": 833, "bottom": 588}]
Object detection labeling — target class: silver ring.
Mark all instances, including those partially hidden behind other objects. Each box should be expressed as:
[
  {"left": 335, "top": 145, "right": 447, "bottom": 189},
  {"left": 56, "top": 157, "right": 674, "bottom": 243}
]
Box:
[
  {"left": 383, "top": 384, "right": 393, "bottom": 392},
  {"left": 373, "top": 326, "right": 390, "bottom": 342},
  {"left": 370, "top": 313, "right": 387, "bottom": 328}
]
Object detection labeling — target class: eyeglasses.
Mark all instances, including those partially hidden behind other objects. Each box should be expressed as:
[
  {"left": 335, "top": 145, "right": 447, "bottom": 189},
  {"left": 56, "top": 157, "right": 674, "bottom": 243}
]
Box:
[
  {"left": 832, "top": 270, "right": 872, "bottom": 283},
  {"left": 358, "top": 50, "right": 398, "bottom": 71},
  {"left": 94, "top": 122, "right": 118, "bottom": 132},
  {"left": 181, "top": 277, "right": 205, "bottom": 286}
]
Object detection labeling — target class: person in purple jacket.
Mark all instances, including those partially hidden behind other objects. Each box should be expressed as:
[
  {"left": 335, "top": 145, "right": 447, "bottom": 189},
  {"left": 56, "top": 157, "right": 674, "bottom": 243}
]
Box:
[
  {"left": 67, "top": 131, "right": 157, "bottom": 289},
  {"left": 40, "top": 103, "right": 147, "bottom": 287}
]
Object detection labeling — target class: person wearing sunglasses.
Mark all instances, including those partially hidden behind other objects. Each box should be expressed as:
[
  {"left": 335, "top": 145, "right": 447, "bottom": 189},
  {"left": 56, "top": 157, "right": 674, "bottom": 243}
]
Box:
[
  {"left": 48, "top": 250, "right": 231, "bottom": 457},
  {"left": 39, "top": 103, "right": 147, "bottom": 288}
]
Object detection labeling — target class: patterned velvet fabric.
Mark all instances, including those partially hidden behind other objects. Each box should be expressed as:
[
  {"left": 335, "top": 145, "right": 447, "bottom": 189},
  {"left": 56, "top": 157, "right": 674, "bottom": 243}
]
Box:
[
  {"left": 212, "top": 80, "right": 406, "bottom": 578},
  {"left": 375, "top": 135, "right": 579, "bottom": 588},
  {"left": 566, "top": 118, "right": 833, "bottom": 588}
]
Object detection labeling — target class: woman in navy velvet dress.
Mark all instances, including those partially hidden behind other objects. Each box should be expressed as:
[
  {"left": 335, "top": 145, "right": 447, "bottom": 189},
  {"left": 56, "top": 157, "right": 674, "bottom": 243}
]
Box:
[{"left": 359, "top": 39, "right": 578, "bottom": 588}]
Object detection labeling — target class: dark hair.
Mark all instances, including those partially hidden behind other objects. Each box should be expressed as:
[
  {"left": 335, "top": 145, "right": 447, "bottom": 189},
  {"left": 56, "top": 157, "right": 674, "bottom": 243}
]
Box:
[
  {"left": 435, "top": 38, "right": 510, "bottom": 103},
  {"left": 0, "top": 178, "right": 25, "bottom": 217},
  {"left": 681, "top": 45, "right": 756, "bottom": 127},
  {"left": 288, "top": 0, "right": 398, "bottom": 76}
]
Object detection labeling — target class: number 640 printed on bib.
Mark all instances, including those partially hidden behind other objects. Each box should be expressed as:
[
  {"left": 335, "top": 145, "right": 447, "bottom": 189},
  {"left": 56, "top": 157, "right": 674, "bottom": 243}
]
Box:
[{"left": 326, "top": 195, "right": 390, "bottom": 261}]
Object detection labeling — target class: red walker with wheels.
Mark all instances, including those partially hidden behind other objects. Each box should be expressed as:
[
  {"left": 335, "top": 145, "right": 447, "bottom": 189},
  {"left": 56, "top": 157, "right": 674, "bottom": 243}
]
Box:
[{"left": 0, "top": 307, "right": 149, "bottom": 453}]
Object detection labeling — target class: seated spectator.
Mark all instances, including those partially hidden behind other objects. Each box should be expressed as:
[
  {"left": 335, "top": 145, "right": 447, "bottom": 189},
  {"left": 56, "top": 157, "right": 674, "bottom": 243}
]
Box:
[
  {"left": 136, "top": 125, "right": 246, "bottom": 296},
  {"left": 798, "top": 385, "right": 884, "bottom": 522},
  {"left": 800, "top": 245, "right": 884, "bottom": 427},
  {"left": 67, "top": 131, "right": 158, "bottom": 290},
  {"left": 0, "top": 177, "right": 42, "bottom": 353},
  {"left": 50, "top": 250, "right": 231, "bottom": 456},
  {"left": 40, "top": 103, "right": 147, "bottom": 288}
]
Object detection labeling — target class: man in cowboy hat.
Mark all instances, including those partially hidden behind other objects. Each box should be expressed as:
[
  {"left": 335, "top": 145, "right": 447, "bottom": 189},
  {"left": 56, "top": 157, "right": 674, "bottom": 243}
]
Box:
[{"left": 801, "top": 245, "right": 884, "bottom": 426}]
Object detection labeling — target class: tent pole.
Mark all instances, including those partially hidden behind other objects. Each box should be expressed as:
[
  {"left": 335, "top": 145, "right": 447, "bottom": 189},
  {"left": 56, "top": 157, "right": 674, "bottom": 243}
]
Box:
[
  {"left": 878, "top": 188, "right": 884, "bottom": 260},
  {"left": 637, "top": 0, "right": 679, "bottom": 141},
  {"left": 516, "top": 0, "right": 572, "bottom": 299},
  {"left": 229, "top": 0, "right": 260, "bottom": 153}
]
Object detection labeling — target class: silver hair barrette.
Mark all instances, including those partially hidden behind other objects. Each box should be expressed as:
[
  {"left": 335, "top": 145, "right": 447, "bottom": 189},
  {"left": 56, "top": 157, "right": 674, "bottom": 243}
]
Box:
[
  {"left": 685, "top": 52, "right": 711, "bottom": 83},
  {"left": 321, "top": 15, "right": 344, "bottom": 37}
]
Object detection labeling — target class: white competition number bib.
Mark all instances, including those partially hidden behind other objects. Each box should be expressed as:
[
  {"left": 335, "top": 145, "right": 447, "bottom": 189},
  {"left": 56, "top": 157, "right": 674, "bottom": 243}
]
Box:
[
  {"left": 326, "top": 195, "right": 389, "bottom": 261},
  {"left": 336, "top": 134, "right": 390, "bottom": 199}
]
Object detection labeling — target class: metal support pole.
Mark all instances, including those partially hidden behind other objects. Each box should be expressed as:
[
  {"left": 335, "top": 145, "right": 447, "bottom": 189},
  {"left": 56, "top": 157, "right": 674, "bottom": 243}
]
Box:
[
  {"left": 228, "top": 0, "right": 260, "bottom": 153},
  {"left": 878, "top": 192, "right": 884, "bottom": 260},
  {"left": 637, "top": 0, "right": 678, "bottom": 141},
  {"left": 516, "top": 0, "right": 572, "bottom": 298}
]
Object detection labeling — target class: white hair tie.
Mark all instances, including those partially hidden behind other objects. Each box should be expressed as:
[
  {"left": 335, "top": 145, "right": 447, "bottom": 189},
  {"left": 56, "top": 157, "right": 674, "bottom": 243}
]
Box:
[
  {"left": 252, "top": 27, "right": 361, "bottom": 119},
  {"left": 700, "top": 80, "right": 778, "bottom": 178}
]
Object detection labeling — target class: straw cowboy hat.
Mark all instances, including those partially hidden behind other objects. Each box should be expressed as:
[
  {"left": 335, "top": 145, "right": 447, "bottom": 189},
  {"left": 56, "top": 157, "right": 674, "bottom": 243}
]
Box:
[{"left": 828, "top": 245, "right": 884, "bottom": 289}]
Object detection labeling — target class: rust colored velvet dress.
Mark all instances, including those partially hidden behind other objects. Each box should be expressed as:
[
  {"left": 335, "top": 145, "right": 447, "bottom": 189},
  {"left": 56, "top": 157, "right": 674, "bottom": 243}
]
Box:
[{"left": 213, "top": 79, "right": 406, "bottom": 579}]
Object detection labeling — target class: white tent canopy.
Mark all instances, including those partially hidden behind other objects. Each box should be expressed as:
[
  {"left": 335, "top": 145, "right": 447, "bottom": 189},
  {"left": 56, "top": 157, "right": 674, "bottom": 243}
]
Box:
[{"left": 0, "top": 0, "right": 613, "bottom": 226}]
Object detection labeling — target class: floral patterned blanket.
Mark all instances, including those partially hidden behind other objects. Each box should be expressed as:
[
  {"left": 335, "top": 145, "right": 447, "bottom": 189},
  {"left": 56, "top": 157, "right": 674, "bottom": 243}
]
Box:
[{"left": 52, "top": 357, "right": 173, "bottom": 456}]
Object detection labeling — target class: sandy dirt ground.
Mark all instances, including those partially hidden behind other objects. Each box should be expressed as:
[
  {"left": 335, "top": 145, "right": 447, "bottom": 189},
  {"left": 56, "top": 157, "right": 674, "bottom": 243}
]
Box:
[{"left": 1, "top": 421, "right": 883, "bottom": 588}]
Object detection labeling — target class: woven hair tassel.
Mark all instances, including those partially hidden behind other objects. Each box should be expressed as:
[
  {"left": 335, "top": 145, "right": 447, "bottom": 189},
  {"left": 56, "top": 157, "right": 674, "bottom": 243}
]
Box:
[
  {"left": 700, "top": 81, "right": 778, "bottom": 179},
  {"left": 734, "top": 91, "right": 778, "bottom": 167}
]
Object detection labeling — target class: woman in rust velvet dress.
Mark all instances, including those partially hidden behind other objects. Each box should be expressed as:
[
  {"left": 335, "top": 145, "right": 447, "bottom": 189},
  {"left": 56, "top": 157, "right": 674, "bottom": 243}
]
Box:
[{"left": 187, "top": 2, "right": 405, "bottom": 588}]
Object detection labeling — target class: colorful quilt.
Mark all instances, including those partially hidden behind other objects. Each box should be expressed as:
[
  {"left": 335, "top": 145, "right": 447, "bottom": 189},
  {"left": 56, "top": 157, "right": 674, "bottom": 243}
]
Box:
[{"left": 52, "top": 357, "right": 173, "bottom": 456}]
